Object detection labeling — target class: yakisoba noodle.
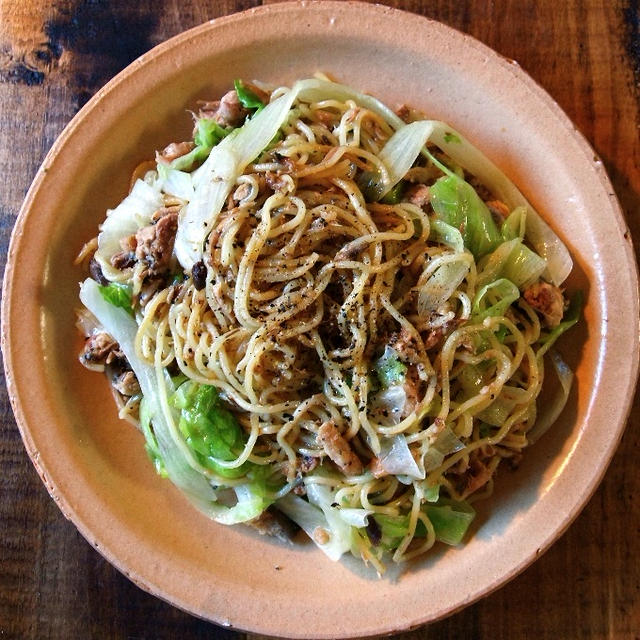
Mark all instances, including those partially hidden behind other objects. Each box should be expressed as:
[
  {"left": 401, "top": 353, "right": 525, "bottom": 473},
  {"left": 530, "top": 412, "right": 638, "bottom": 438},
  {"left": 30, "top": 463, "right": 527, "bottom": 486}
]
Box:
[{"left": 76, "top": 76, "right": 580, "bottom": 572}]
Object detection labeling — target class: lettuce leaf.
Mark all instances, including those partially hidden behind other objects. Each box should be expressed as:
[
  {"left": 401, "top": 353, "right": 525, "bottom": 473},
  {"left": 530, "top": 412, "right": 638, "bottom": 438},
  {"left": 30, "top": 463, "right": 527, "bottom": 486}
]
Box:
[
  {"left": 372, "top": 497, "right": 474, "bottom": 549},
  {"left": 80, "top": 278, "right": 275, "bottom": 525},
  {"left": 478, "top": 238, "right": 546, "bottom": 289},
  {"left": 98, "top": 282, "right": 133, "bottom": 315},
  {"left": 170, "top": 380, "right": 250, "bottom": 478},
  {"left": 194, "top": 118, "right": 231, "bottom": 147},
  {"left": 471, "top": 278, "right": 520, "bottom": 322},
  {"left": 375, "top": 346, "right": 407, "bottom": 388},
  {"left": 425, "top": 499, "right": 475, "bottom": 545},
  {"left": 234, "top": 79, "right": 265, "bottom": 110},
  {"left": 139, "top": 396, "right": 167, "bottom": 477},
  {"left": 94, "top": 177, "right": 164, "bottom": 282},
  {"left": 429, "top": 175, "right": 502, "bottom": 258},
  {"left": 537, "top": 290, "right": 583, "bottom": 357}
]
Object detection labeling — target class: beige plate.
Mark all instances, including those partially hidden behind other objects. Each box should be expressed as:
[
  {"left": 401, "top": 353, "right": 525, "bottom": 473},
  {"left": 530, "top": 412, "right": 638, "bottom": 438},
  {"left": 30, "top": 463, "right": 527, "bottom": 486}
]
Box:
[{"left": 2, "top": 2, "right": 639, "bottom": 637}]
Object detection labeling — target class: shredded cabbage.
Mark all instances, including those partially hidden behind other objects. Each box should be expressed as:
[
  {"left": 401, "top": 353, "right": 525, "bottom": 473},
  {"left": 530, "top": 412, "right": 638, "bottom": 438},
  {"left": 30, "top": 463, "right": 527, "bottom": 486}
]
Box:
[
  {"left": 94, "top": 178, "right": 163, "bottom": 282},
  {"left": 80, "top": 278, "right": 275, "bottom": 525}
]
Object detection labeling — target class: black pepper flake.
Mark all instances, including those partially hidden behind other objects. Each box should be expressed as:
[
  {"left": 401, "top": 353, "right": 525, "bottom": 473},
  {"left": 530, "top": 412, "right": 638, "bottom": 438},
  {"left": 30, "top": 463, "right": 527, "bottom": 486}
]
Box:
[
  {"left": 192, "top": 261, "right": 207, "bottom": 290},
  {"left": 366, "top": 517, "right": 382, "bottom": 546},
  {"left": 89, "top": 258, "right": 110, "bottom": 286}
]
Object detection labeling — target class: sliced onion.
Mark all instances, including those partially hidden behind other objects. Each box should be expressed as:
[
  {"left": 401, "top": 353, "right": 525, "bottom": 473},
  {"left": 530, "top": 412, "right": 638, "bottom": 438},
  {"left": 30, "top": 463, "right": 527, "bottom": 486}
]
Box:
[
  {"left": 158, "top": 166, "right": 194, "bottom": 202},
  {"left": 370, "top": 385, "right": 407, "bottom": 425},
  {"left": 378, "top": 435, "right": 424, "bottom": 479},
  {"left": 338, "top": 508, "right": 373, "bottom": 528},
  {"left": 94, "top": 178, "right": 164, "bottom": 282},
  {"left": 429, "top": 124, "right": 572, "bottom": 285},
  {"left": 527, "top": 350, "right": 574, "bottom": 444},
  {"left": 418, "top": 258, "right": 470, "bottom": 315}
]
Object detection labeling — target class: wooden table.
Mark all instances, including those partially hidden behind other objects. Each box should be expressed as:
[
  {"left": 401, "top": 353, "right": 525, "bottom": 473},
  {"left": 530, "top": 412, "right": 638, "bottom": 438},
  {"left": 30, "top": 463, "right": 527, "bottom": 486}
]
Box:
[{"left": 1, "top": 1, "right": 638, "bottom": 637}]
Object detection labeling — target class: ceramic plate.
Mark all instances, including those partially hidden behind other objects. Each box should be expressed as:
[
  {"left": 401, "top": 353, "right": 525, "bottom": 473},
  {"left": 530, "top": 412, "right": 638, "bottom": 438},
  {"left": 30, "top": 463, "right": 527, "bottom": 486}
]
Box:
[{"left": 3, "top": 2, "right": 638, "bottom": 637}]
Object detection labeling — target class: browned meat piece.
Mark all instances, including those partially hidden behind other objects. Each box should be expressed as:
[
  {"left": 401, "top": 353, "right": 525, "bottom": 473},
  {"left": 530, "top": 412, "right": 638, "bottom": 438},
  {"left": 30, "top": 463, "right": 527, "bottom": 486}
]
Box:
[
  {"left": 369, "top": 456, "right": 388, "bottom": 479},
  {"left": 388, "top": 328, "right": 421, "bottom": 364},
  {"left": 120, "top": 234, "right": 137, "bottom": 253},
  {"left": 200, "top": 90, "right": 249, "bottom": 128},
  {"left": 405, "top": 183, "right": 430, "bottom": 208},
  {"left": 467, "top": 176, "right": 494, "bottom": 202},
  {"left": 316, "top": 419, "right": 363, "bottom": 476},
  {"left": 158, "top": 141, "right": 195, "bottom": 163},
  {"left": 112, "top": 370, "right": 140, "bottom": 396},
  {"left": 89, "top": 258, "right": 109, "bottom": 285},
  {"left": 523, "top": 281, "right": 565, "bottom": 327},
  {"left": 402, "top": 368, "right": 419, "bottom": 419},
  {"left": 151, "top": 205, "right": 181, "bottom": 222},
  {"left": 80, "top": 332, "right": 120, "bottom": 368},
  {"left": 135, "top": 226, "right": 156, "bottom": 258},
  {"left": 110, "top": 251, "right": 136, "bottom": 270},
  {"left": 423, "top": 327, "right": 445, "bottom": 350},
  {"left": 197, "top": 101, "right": 219, "bottom": 120},
  {"left": 232, "top": 183, "right": 251, "bottom": 202},
  {"left": 265, "top": 171, "right": 290, "bottom": 193},
  {"left": 423, "top": 318, "right": 464, "bottom": 351},
  {"left": 247, "top": 507, "right": 299, "bottom": 543},
  {"left": 299, "top": 455, "right": 319, "bottom": 473},
  {"left": 486, "top": 199, "right": 510, "bottom": 219},
  {"left": 110, "top": 234, "right": 137, "bottom": 270},
  {"left": 395, "top": 104, "right": 412, "bottom": 123},
  {"left": 314, "top": 109, "right": 335, "bottom": 126},
  {"left": 464, "top": 458, "right": 492, "bottom": 497},
  {"left": 135, "top": 212, "right": 179, "bottom": 275}
]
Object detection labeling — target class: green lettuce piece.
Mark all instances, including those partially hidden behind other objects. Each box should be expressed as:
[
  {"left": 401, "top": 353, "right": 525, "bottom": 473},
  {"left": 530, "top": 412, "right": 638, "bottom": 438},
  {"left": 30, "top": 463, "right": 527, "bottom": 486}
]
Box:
[
  {"left": 380, "top": 180, "right": 406, "bottom": 204},
  {"left": 538, "top": 290, "right": 583, "bottom": 357},
  {"left": 194, "top": 118, "right": 231, "bottom": 148},
  {"left": 234, "top": 79, "right": 265, "bottom": 110},
  {"left": 477, "top": 237, "right": 546, "bottom": 290},
  {"left": 471, "top": 278, "right": 520, "bottom": 322},
  {"left": 357, "top": 169, "right": 386, "bottom": 202},
  {"left": 370, "top": 496, "right": 474, "bottom": 551},
  {"left": 169, "top": 119, "right": 231, "bottom": 172},
  {"left": 458, "top": 363, "right": 485, "bottom": 396},
  {"left": 170, "top": 145, "right": 212, "bottom": 172},
  {"left": 372, "top": 514, "right": 421, "bottom": 550},
  {"left": 98, "top": 282, "right": 133, "bottom": 315},
  {"left": 501, "top": 206, "right": 526, "bottom": 241},
  {"left": 443, "top": 131, "right": 462, "bottom": 144},
  {"left": 477, "top": 396, "right": 515, "bottom": 426},
  {"left": 139, "top": 397, "right": 167, "bottom": 477},
  {"left": 424, "top": 483, "right": 440, "bottom": 503},
  {"left": 170, "top": 381, "right": 249, "bottom": 478},
  {"left": 375, "top": 346, "right": 407, "bottom": 388},
  {"left": 425, "top": 499, "right": 475, "bottom": 545},
  {"left": 501, "top": 241, "right": 546, "bottom": 289},
  {"left": 429, "top": 218, "right": 465, "bottom": 253},
  {"left": 429, "top": 175, "right": 502, "bottom": 258}
]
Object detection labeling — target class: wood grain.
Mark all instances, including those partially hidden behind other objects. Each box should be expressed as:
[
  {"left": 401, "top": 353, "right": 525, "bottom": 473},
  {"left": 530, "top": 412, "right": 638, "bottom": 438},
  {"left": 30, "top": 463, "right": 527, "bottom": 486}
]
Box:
[{"left": 1, "top": 1, "right": 639, "bottom": 638}]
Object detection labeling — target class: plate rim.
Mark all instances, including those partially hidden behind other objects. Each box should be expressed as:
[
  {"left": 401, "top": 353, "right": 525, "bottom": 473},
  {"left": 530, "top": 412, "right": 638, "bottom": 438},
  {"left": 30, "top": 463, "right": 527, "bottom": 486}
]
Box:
[{"left": 2, "top": 2, "right": 639, "bottom": 637}]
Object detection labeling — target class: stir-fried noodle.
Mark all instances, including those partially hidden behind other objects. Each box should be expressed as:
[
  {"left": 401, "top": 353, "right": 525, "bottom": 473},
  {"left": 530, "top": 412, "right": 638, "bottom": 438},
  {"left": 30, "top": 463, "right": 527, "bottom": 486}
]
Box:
[{"left": 77, "top": 76, "right": 580, "bottom": 572}]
